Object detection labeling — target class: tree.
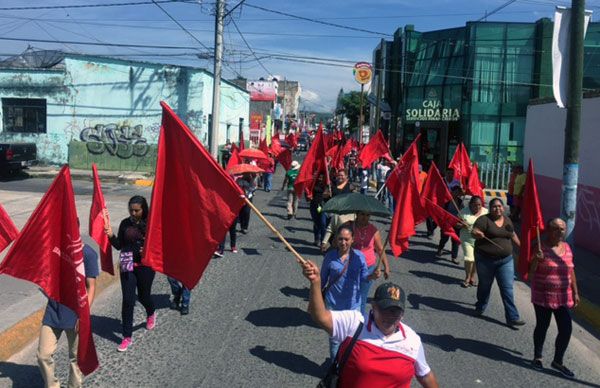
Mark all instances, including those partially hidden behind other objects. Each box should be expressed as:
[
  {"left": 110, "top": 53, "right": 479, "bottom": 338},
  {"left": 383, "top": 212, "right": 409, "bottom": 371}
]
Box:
[{"left": 337, "top": 91, "right": 370, "bottom": 135}]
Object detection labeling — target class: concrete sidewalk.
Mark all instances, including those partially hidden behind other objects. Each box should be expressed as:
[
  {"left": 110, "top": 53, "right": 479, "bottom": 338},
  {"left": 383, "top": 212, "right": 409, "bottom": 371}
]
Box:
[{"left": 25, "top": 165, "right": 154, "bottom": 187}]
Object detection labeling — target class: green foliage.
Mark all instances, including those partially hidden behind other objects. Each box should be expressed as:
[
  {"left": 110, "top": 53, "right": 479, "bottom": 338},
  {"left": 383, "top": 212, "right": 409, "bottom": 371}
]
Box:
[{"left": 336, "top": 91, "right": 370, "bottom": 134}]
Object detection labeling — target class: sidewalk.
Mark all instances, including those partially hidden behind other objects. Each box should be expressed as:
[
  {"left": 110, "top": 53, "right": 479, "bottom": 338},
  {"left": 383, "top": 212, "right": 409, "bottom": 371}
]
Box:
[{"left": 25, "top": 165, "right": 155, "bottom": 186}]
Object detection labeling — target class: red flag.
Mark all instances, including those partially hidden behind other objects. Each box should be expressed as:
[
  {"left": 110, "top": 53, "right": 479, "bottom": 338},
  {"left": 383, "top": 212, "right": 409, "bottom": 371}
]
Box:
[
  {"left": 389, "top": 144, "right": 427, "bottom": 257},
  {"left": 239, "top": 131, "right": 246, "bottom": 150},
  {"left": 225, "top": 146, "right": 242, "bottom": 171},
  {"left": 286, "top": 132, "right": 298, "bottom": 149},
  {"left": 276, "top": 148, "right": 293, "bottom": 170},
  {"left": 0, "top": 203, "right": 18, "bottom": 253},
  {"left": 421, "top": 161, "right": 453, "bottom": 207},
  {"left": 332, "top": 140, "right": 352, "bottom": 170},
  {"left": 259, "top": 137, "right": 270, "bottom": 156},
  {"left": 448, "top": 143, "right": 472, "bottom": 187},
  {"left": 466, "top": 162, "right": 485, "bottom": 200},
  {"left": 0, "top": 165, "right": 98, "bottom": 374},
  {"left": 89, "top": 164, "right": 114, "bottom": 275},
  {"left": 386, "top": 134, "right": 421, "bottom": 200},
  {"left": 325, "top": 144, "right": 339, "bottom": 158},
  {"left": 294, "top": 127, "right": 328, "bottom": 196},
  {"left": 358, "top": 129, "right": 389, "bottom": 169},
  {"left": 518, "top": 159, "right": 545, "bottom": 280},
  {"left": 424, "top": 198, "right": 461, "bottom": 243},
  {"left": 270, "top": 136, "right": 283, "bottom": 157},
  {"left": 143, "top": 102, "right": 246, "bottom": 290}
]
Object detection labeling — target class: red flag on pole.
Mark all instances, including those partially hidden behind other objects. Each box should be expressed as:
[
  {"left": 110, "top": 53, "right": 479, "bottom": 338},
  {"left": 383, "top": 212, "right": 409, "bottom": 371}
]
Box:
[
  {"left": 259, "top": 137, "right": 270, "bottom": 156},
  {"left": 448, "top": 143, "right": 472, "bottom": 187},
  {"left": 225, "top": 146, "right": 242, "bottom": 171},
  {"left": 518, "top": 159, "right": 545, "bottom": 280},
  {"left": 0, "top": 165, "right": 98, "bottom": 374},
  {"left": 294, "top": 127, "right": 328, "bottom": 196},
  {"left": 332, "top": 140, "right": 352, "bottom": 170},
  {"left": 466, "top": 162, "right": 485, "bottom": 200},
  {"left": 358, "top": 129, "right": 390, "bottom": 169},
  {"left": 386, "top": 134, "right": 421, "bottom": 201},
  {"left": 89, "top": 164, "right": 114, "bottom": 275},
  {"left": 389, "top": 144, "right": 427, "bottom": 257},
  {"left": 142, "top": 102, "right": 246, "bottom": 290},
  {"left": 276, "top": 148, "right": 293, "bottom": 170},
  {"left": 423, "top": 198, "right": 461, "bottom": 243},
  {"left": 421, "top": 161, "right": 453, "bottom": 207},
  {"left": 286, "top": 132, "right": 298, "bottom": 149},
  {"left": 270, "top": 136, "right": 283, "bottom": 157},
  {"left": 0, "top": 203, "right": 18, "bottom": 253}
]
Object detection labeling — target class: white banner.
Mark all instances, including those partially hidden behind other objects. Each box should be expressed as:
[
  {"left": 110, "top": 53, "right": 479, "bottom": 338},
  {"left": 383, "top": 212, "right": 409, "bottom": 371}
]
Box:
[{"left": 552, "top": 7, "right": 593, "bottom": 108}]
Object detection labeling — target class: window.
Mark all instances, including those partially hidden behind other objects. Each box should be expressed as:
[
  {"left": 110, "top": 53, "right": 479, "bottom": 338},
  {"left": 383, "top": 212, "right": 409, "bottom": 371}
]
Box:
[{"left": 2, "top": 98, "right": 47, "bottom": 133}]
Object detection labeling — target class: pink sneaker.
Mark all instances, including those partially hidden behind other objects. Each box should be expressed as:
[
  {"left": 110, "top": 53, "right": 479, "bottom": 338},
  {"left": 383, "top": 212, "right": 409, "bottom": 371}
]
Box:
[
  {"left": 117, "top": 337, "right": 132, "bottom": 352},
  {"left": 146, "top": 312, "right": 157, "bottom": 330},
  {"left": 231, "top": 246, "right": 238, "bottom": 253}
]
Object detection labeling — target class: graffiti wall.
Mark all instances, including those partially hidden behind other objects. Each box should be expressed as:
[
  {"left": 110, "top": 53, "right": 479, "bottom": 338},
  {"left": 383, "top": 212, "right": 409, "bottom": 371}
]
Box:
[
  {"left": 524, "top": 98, "right": 600, "bottom": 255},
  {"left": 0, "top": 54, "right": 249, "bottom": 165}
]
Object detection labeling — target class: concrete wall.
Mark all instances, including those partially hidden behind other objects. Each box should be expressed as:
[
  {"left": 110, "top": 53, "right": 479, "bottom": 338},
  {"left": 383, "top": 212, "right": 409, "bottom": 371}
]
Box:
[
  {"left": 0, "top": 55, "right": 249, "bottom": 166},
  {"left": 524, "top": 98, "right": 600, "bottom": 255}
]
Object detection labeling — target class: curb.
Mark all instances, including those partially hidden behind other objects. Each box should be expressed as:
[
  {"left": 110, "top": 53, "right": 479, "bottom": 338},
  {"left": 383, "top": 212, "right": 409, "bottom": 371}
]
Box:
[
  {"left": 574, "top": 296, "right": 600, "bottom": 332},
  {"left": 0, "top": 268, "right": 120, "bottom": 361},
  {"left": 484, "top": 190, "right": 507, "bottom": 200}
]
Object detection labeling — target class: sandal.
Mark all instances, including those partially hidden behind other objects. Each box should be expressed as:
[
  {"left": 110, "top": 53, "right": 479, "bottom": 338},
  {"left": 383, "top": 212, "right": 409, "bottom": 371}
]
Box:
[
  {"left": 469, "top": 280, "right": 477, "bottom": 287},
  {"left": 461, "top": 281, "right": 470, "bottom": 288}
]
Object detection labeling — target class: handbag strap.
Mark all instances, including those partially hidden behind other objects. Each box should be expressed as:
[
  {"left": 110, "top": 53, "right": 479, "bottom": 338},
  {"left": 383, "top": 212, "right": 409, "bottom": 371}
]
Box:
[
  {"left": 321, "top": 252, "right": 352, "bottom": 295},
  {"left": 336, "top": 322, "right": 364, "bottom": 375}
]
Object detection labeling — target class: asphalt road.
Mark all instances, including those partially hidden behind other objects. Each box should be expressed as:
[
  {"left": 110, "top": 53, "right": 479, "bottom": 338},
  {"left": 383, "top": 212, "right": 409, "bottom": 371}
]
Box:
[{"left": 1, "top": 167, "right": 599, "bottom": 387}]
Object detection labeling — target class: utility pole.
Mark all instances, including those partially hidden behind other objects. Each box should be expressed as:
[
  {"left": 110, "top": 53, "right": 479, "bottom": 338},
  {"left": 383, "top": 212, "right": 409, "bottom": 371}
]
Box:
[
  {"left": 210, "top": 0, "right": 225, "bottom": 158},
  {"left": 375, "top": 39, "right": 384, "bottom": 134},
  {"left": 358, "top": 84, "right": 364, "bottom": 144},
  {"left": 561, "top": 0, "right": 585, "bottom": 243}
]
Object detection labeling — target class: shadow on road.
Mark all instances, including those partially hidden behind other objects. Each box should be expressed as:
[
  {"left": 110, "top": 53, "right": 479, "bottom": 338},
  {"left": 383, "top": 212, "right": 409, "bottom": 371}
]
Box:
[
  {"left": 245, "top": 307, "right": 316, "bottom": 328},
  {"left": 400, "top": 248, "right": 461, "bottom": 270},
  {"left": 280, "top": 286, "right": 309, "bottom": 301},
  {"left": 153, "top": 294, "right": 173, "bottom": 310},
  {"left": 408, "top": 294, "right": 508, "bottom": 327},
  {"left": 269, "top": 236, "right": 313, "bottom": 247},
  {"left": 0, "top": 361, "right": 43, "bottom": 387},
  {"left": 91, "top": 315, "right": 122, "bottom": 344},
  {"left": 261, "top": 211, "right": 287, "bottom": 221},
  {"left": 284, "top": 225, "right": 313, "bottom": 234},
  {"left": 249, "top": 345, "right": 326, "bottom": 378},
  {"left": 409, "top": 270, "right": 460, "bottom": 285}
]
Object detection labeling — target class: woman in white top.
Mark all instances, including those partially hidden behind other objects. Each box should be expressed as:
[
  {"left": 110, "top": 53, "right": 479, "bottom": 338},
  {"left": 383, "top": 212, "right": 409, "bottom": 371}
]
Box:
[{"left": 459, "top": 196, "right": 488, "bottom": 288}]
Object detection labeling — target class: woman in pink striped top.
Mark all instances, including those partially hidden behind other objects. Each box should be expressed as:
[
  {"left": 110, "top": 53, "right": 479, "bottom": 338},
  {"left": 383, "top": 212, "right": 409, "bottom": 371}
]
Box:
[{"left": 529, "top": 218, "right": 580, "bottom": 378}]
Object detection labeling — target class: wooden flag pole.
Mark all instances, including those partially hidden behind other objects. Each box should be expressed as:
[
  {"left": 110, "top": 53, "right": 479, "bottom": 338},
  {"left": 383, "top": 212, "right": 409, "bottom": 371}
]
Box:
[
  {"left": 536, "top": 225, "right": 542, "bottom": 252},
  {"left": 244, "top": 197, "right": 307, "bottom": 264}
]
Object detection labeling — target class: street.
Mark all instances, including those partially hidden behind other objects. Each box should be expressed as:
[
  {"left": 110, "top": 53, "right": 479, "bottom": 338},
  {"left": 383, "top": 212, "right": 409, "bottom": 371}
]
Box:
[{"left": 1, "top": 168, "right": 599, "bottom": 388}]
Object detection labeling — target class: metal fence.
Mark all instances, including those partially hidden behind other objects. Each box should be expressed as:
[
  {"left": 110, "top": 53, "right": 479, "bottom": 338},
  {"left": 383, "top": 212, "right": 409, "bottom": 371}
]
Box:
[{"left": 479, "top": 162, "right": 512, "bottom": 191}]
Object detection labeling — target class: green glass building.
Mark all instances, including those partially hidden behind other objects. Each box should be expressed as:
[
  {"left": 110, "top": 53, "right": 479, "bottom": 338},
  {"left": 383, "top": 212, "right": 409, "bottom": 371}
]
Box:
[{"left": 372, "top": 18, "right": 600, "bottom": 168}]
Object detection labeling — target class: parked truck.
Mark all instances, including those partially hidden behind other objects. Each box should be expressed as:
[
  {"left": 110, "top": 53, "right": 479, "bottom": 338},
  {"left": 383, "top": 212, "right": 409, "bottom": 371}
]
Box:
[{"left": 0, "top": 143, "right": 37, "bottom": 175}]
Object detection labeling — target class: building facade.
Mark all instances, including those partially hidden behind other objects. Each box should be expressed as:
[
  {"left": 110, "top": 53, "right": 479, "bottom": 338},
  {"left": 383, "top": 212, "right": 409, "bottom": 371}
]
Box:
[
  {"left": 0, "top": 50, "right": 250, "bottom": 170},
  {"left": 373, "top": 19, "right": 600, "bottom": 170}
]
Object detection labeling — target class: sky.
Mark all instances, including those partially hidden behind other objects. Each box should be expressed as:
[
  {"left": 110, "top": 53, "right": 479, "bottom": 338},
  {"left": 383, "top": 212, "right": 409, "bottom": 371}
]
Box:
[{"left": 1, "top": 0, "right": 598, "bottom": 111}]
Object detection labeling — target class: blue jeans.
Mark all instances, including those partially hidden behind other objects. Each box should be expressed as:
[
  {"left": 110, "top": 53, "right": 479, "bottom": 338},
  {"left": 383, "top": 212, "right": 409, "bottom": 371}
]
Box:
[
  {"left": 168, "top": 277, "right": 191, "bottom": 307},
  {"left": 360, "top": 264, "right": 377, "bottom": 315},
  {"left": 309, "top": 202, "right": 327, "bottom": 242},
  {"left": 475, "top": 254, "right": 520, "bottom": 322},
  {"left": 264, "top": 173, "right": 273, "bottom": 192}
]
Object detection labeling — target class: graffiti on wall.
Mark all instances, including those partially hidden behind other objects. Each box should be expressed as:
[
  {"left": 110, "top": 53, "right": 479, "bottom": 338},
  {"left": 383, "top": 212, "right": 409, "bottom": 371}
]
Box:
[{"left": 79, "top": 124, "right": 149, "bottom": 159}]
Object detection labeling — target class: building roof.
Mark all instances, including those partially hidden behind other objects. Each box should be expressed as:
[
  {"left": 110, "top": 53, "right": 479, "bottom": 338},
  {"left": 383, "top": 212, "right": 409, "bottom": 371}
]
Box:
[{"left": 0, "top": 48, "right": 249, "bottom": 94}]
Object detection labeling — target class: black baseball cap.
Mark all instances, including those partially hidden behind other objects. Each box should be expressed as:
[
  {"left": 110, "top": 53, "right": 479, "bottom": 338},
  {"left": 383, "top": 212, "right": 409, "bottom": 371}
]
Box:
[{"left": 372, "top": 282, "right": 406, "bottom": 311}]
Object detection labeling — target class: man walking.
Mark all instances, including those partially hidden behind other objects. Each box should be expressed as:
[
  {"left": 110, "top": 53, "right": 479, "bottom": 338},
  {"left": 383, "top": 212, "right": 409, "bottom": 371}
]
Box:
[{"left": 281, "top": 160, "right": 300, "bottom": 219}]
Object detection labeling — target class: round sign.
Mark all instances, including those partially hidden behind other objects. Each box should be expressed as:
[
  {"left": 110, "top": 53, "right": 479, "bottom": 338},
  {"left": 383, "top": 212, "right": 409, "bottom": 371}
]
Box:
[
  {"left": 353, "top": 62, "right": 372, "bottom": 85},
  {"left": 415, "top": 121, "right": 421, "bottom": 128}
]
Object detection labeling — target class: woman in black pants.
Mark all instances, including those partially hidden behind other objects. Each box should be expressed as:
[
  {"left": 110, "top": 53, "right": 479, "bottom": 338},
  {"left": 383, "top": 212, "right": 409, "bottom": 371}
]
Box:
[{"left": 106, "top": 195, "right": 156, "bottom": 352}]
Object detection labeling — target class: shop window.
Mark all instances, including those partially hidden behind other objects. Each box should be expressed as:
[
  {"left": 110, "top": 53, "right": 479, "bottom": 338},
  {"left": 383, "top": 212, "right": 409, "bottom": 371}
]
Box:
[{"left": 2, "top": 98, "right": 47, "bottom": 133}]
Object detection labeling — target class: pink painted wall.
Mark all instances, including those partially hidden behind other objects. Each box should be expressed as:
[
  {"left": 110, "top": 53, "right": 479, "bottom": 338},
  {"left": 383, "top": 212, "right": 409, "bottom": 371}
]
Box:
[{"left": 524, "top": 98, "right": 600, "bottom": 256}]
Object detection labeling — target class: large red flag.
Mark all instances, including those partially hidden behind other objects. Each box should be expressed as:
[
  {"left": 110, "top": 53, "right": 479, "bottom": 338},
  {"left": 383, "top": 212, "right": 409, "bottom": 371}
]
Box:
[
  {"left": 325, "top": 144, "right": 339, "bottom": 158},
  {"left": 466, "top": 162, "right": 485, "bottom": 200},
  {"left": 259, "top": 137, "right": 270, "bottom": 156},
  {"left": 424, "top": 198, "right": 461, "bottom": 243},
  {"left": 294, "top": 127, "right": 328, "bottom": 196},
  {"left": 286, "top": 132, "right": 298, "bottom": 149},
  {"left": 389, "top": 145, "right": 427, "bottom": 257},
  {"left": 0, "top": 165, "right": 98, "bottom": 374},
  {"left": 225, "top": 146, "right": 242, "bottom": 171},
  {"left": 358, "top": 129, "right": 389, "bottom": 169},
  {"left": 276, "top": 148, "right": 293, "bottom": 170},
  {"left": 421, "top": 161, "right": 453, "bottom": 207},
  {"left": 270, "top": 136, "right": 283, "bottom": 157},
  {"left": 143, "top": 102, "right": 246, "bottom": 290},
  {"left": 448, "top": 143, "right": 472, "bottom": 187},
  {"left": 0, "top": 203, "right": 18, "bottom": 253},
  {"left": 89, "top": 164, "right": 114, "bottom": 275},
  {"left": 386, "top": 134, "right": 421, "bottom": 201},
  {"left": 332, "top": 140, "right": 352, "bottom": 170},
  {"left": 518, "top": 159, "right": 545, "bottom": 280}
]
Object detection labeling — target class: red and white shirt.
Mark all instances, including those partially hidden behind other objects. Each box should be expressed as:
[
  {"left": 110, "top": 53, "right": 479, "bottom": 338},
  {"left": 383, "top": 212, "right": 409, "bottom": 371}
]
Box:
[{"left": 332, "top": 310, "right": 431, "bottom": 388}]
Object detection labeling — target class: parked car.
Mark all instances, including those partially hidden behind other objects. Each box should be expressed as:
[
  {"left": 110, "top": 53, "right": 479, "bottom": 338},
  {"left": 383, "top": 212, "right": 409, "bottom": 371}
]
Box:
[
  {"left": 297, "top": 138, "right": 308, "bottom": 151},
  {"left": 0, "top": 143, "right": 37, "bottom": 174}
]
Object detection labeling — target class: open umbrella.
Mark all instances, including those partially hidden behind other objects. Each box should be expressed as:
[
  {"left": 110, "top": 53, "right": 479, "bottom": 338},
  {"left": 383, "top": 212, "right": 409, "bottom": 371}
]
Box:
[
  {"left": 322, "top": 192, "right": 392, "bottom": 218},
  {"left": 239, "top": 148, "right": 269, "bottom": 160},
  {"left": 227, "top": 163, "right": 264, "bottom": 175}
]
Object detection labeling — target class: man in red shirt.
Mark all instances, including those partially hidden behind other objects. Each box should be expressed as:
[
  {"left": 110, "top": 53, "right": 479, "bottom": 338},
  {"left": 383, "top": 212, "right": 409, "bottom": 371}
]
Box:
[{"left": 301, "top": 260, "right": 439, "bottom": 388}]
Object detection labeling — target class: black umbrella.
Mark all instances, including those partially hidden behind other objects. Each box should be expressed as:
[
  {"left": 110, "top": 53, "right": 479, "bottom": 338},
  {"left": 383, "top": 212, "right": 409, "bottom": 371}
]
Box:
[{"left": 322, "top": 192, "right": 392, "bottom": 218}]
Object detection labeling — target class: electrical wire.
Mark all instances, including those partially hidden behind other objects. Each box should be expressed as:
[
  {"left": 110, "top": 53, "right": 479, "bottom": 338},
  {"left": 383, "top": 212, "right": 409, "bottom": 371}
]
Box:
[
  {"left": 230, "top": 17, "right": 271, "bottom": 75},
  {"left": 0, "top": 0, "right": 200, "bottom": 11}
]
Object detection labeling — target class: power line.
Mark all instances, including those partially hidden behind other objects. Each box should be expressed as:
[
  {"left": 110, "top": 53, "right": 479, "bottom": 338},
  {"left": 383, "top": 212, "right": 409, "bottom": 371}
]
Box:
[
  {"left": 151, "top": 0, "right": 211, "bottom": 51},
  {"left": 476, "top": 0, "right": 519, "bottom": 22},
  {"left": 0, "top": 35, "right": 205, "bottom": 50},
  {"left": 243, "top": 3, "right": 392, "bottom": 37},
  {"left": 0, "top": 0, "right": 198, "bottom": 11},
  {"left": 230, "top": 17, "right": 270, "bottom": 75}
]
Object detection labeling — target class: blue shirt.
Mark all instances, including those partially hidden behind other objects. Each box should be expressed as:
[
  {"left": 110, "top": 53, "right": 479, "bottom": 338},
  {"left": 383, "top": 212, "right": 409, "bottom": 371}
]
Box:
[
  {"left": 320, "top": 248, "right": 368, "bottom": 311},
  {"left": 42, "top": 244, "right": 100, "bottom": 329}
]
